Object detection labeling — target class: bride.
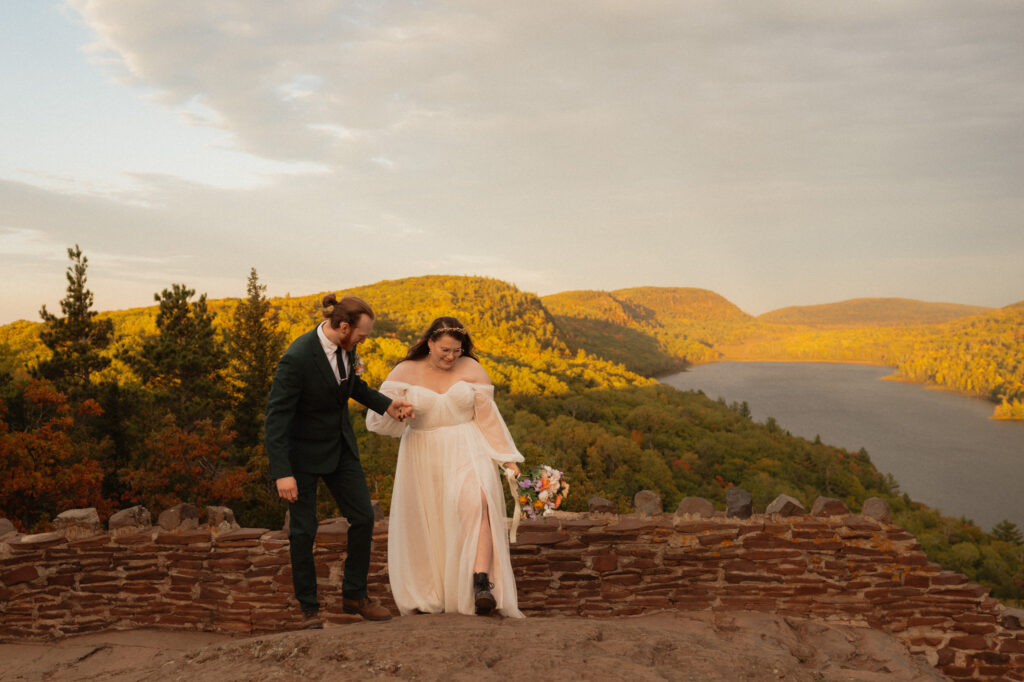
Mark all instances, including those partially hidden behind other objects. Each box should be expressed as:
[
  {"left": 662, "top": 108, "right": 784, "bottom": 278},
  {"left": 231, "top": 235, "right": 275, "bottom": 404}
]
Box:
[{"left": 367, "top": 317, "right": 525, "bottom": 617}]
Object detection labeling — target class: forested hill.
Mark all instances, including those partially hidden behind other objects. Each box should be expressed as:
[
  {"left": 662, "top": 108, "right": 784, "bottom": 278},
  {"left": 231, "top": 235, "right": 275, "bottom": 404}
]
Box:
[
  {"left": 542, "top": 287, "right": 758, "bottom": 375},
  {"left": 2, "top": 279, "right": 1020, "bottom": 417},
  {"left": 758, "top": 298, "right": 992, "bottom": 328},
  {"left": 539, "top": 287, "right": 1023, "bottom": 420},
  {"left": 273, "top": 276, "right": 648, "bottom": 396}
]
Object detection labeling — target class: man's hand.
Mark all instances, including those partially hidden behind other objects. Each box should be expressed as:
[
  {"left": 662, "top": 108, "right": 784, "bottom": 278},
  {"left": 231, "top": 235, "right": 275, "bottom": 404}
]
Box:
[
  {"left": 387, "top": 400, "right": 414, "bottom": 421},
  {"left": 276, "top": 476, "right": 298, "bottom": 503}
]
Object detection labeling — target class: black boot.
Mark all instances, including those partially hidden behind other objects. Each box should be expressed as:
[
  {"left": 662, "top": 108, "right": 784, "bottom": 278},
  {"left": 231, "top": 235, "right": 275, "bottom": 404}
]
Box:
[{"left": 473, "top": 572, "right": 496, "bottom": 614}]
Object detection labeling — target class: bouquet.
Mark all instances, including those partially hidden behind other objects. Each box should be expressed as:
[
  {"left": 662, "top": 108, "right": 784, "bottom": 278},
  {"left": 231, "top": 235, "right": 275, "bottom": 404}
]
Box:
[{"left": 515, "top": 465, "right": 570, "bottom": 520}]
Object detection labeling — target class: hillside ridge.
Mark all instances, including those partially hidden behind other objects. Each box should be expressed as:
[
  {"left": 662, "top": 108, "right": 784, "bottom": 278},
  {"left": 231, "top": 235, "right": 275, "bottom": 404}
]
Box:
[{"left": 759, "top": 297, "right": 993, "bottom": 328}]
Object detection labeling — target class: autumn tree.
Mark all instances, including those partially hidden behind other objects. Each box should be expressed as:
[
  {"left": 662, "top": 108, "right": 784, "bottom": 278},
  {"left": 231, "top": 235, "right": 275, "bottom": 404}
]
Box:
[
  {"left": 35, "top": 245, "right": 113, "bottom": 396},
  {"left": 225, "top": 268, "right": 286, "bottom": 449},
  {"left": 0, "top": 379, "right": 110, "bottom": 531},
  {"left": 122, "top": 414, "right": 252, "bottom": 511}
]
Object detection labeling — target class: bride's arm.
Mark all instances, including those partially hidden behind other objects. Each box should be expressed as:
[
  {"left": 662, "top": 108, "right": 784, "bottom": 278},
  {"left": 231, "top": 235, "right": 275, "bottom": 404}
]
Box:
[
  {"left": 467, "top": 364, "right": 524, "bottom": 465},
  {"left": 365, "top": 366, "right": 412, "bottom": 438}
]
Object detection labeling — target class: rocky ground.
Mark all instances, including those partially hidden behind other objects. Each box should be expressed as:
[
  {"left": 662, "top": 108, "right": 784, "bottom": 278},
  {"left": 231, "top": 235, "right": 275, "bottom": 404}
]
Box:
[{"left": 1, "top": 611, "right": 949, "bottom": 682}]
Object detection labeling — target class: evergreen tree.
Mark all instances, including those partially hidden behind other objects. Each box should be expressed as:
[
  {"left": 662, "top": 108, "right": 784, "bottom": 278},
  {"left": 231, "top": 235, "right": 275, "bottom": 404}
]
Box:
[
  {"left": 993, "top": 520, "right": 1024, "bottom": 545},
  {"left": 35, "top": 245, "right": 113, "bottom": 395},
  {"left": 0, "top": 343, "right": 17, "bottom": 388},
  {"left": 225, "top": 268, "right": 286, "bottom": 448},
  {"left": 129, "top": 284, "right": 229, "bottom": 426}
]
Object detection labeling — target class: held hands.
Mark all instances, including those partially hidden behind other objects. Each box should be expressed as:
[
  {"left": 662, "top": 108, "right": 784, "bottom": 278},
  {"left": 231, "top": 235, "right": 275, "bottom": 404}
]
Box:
[
  {"left": 387, "top": 400, "right": 415, "bottom": 422},
  {"left": 276, "top": 476, "right": 298, "bottom": 503}
]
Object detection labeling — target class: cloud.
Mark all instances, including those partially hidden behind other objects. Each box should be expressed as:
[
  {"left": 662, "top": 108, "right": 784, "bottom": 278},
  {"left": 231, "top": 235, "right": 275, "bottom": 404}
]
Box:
[
  {"left": 64, "top": 0, "right": 1024, "bottom": 200},
  {"left": 2, "top": 1, "right": 1021, "bottom": 323}
]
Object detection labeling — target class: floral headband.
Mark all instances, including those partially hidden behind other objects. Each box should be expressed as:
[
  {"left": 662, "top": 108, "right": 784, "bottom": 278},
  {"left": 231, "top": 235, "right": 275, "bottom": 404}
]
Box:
[{"left": 431, "top": 326, "right": 467, "bottom": 337}]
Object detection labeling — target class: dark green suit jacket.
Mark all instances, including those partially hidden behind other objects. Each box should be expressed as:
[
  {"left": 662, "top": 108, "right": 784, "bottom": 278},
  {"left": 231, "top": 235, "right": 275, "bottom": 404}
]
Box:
[{"left": 265, "top": 326, "right": 393, "bottom": 479}]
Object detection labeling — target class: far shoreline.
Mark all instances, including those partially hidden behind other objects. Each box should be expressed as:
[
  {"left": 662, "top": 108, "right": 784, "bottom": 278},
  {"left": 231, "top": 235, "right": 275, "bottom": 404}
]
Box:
[{"left": 660, "top": 358, "right": 1021, "bottom": 422}]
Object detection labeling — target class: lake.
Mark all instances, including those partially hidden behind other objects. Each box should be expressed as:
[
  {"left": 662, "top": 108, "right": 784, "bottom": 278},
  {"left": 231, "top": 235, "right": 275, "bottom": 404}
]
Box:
[{"left": 661, "top": 362, "right": 1024, "bottom": 533}]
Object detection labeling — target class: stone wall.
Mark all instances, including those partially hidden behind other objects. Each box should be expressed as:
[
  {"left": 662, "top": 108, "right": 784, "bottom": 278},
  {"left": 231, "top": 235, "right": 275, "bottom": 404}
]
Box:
[{"left": 2, "top": 504, "right": 1023, "bottom": 682}]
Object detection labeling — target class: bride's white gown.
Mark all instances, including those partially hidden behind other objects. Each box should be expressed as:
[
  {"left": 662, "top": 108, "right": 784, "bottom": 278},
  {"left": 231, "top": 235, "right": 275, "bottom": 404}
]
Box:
[{"left": 366, "top": 380, "right": 525, "bottom": 618}]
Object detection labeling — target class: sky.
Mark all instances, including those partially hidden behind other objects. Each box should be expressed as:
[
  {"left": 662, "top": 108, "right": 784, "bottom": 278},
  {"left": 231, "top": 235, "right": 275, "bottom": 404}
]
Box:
[{"left": 2, "top": 0, "right": 1023, "bottom": 325}]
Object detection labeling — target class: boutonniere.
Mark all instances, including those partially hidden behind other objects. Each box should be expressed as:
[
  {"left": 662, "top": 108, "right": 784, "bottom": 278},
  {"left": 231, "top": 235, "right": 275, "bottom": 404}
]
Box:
[{"left": 353, "top": 353, "right": 366, "bottom": 376}]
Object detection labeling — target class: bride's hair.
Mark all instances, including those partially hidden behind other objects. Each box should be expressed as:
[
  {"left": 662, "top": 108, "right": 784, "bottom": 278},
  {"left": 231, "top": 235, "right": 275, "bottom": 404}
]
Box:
[
  {"left": 401, "top": 316, "right": 479, "bottom": 362},
  {"left": 322, "top": 294, "right": 374, "bottom": 329}
]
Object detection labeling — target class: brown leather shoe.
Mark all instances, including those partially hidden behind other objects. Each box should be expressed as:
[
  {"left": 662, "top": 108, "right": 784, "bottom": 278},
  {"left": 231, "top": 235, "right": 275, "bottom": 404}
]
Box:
[
  {"left": 342, "top": 597, "right": 392, "bottom": 621},
  {"left": 301, "top": 610, "right": 323, "bottom": 629}
]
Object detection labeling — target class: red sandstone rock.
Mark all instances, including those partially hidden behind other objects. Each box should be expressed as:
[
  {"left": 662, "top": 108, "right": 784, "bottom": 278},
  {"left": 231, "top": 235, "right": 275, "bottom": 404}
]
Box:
[
  {"left": 156, "top": 531, "right": 212, "bottom": 545},
  {"left": 214, "top": 528, "right": 269, "bottom": 543},
  {"left": 16, "top": 532, "right": 65, "bottom": 547},
  {"left": 633, "top": 490, "right": 663, "bottom": 516},
  {"left": 948, "top": 634, "right": 991, "bottom": 650},
  {"left": 765, "top": 494, "right": 805, "bottom": 517},
  {"left": 1, "top": 565, "right": 40, "bottom": 585},
  {"left": 157, "top": 504, "right": 200, "bottom": 532},
  {"left": 696, "top": 532, "right": 737, "bottom": 546},
  {"left": 860, "top": 497, "right": 892, "bottom": 522},
  {"left": 675, "top": 496, "right": 715, "bottom": 518},
  {"left": 53, "top": 508, "right": 103, "bottom": 540},
  {"left": 108, "top": 506, "right": 153, "bottom": 536},
  {"left": 587, "top": 496, "right": 616, "bottom": 513},
  {"left": 514, "top": 531, "right": 565, "bottom": 545},
  {"left": 810, "top": 496, "right": 849, "bottom": 517},
  {"left": 999, "top": 639, "right": 1024, "bottom": 653}
]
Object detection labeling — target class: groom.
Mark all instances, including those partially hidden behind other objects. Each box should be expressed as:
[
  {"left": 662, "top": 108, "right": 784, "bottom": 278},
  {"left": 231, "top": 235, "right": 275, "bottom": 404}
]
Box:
[{"left": 265, "top": 294, "right": 412, "bottom": 628}]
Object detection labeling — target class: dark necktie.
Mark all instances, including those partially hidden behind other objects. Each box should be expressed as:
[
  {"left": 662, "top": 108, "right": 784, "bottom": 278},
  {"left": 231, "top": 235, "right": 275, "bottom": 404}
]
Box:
[{"left": 336, "top": 347, "right": 348, "bottom": 382}]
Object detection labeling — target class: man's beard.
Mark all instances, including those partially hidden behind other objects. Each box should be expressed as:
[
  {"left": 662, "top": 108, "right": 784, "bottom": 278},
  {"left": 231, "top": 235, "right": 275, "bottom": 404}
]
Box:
[{"left": 337, "top": 327, "right": 356, "bottom": 351}]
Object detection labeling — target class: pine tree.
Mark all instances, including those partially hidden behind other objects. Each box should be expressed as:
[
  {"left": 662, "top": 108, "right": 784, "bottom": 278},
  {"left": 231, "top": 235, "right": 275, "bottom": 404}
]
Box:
[
  {"left": 992, "top": 520, "right": 1024, "bottom": 545},
  {"left": 225, "top": 268, "right": 286, "bottom": 448},
  {"left": 129, "top": 283, "right": 229, "bottom": 426},
  {"left": 35, "top": 245, "right": 113, "bottom": 395}
]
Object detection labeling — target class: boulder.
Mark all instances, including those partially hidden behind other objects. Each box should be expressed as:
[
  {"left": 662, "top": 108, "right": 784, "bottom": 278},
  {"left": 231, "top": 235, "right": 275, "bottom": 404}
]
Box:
[
  {"left": 766, "top": 494, "right": 806, "bottom": 517},
  {"left": 206, "top": 506, "right": 240, "bottom": 534},
  {"left": 53, "top": 508, "right": 102, "bottom": 539},
  {"left": 675, "top": 497, "right": 715, "bottom": 518},
  {"left": 861, "top": 497, "right": 892, "bottom": 523},
  {"left": 158, "top": 503, "right": 200, "bottom": 531},
  {"left": 726, "top": 487, "right": 753, "bottom": 519},
  {"left": 811, "top": 496, "right": 850, "bottom": 517},
  {"left": 1000, "top": 608, "right": 1024, "bottom": 631},
  {"left": 633, "top": 490, "right": 663, "bottom": 516},
  {"left": 0, "top": 518, "right": 17, "bottom": 539},
  {"left": 588, "top": 496, "right": 617, "bottom": 514},
  {"left": 109, "top": 506, "right": 153, "bottom": 536}
]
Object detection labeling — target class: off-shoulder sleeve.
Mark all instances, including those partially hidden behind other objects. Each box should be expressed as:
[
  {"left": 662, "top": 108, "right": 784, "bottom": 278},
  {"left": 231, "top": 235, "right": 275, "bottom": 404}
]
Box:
[
  {"left": 471, "top": 384, "right": 525, "bottom": 463},
  {"left": 366, "top": 380, "right": 408, "bottom": 438}
]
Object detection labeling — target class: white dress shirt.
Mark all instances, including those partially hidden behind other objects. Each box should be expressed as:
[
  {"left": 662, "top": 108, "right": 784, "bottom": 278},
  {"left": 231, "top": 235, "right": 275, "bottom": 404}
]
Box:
[{"left": 317, "top": 322, "right": 348, "bottom": 383}]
